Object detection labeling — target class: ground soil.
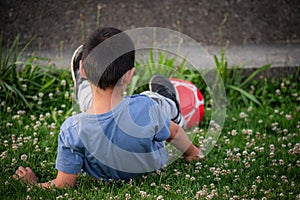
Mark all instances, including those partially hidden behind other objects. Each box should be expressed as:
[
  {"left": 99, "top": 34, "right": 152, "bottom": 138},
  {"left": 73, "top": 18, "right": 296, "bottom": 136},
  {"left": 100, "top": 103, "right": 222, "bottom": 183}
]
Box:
[{"left": 1, "top": 0, "right": 300, "bottom": 51}]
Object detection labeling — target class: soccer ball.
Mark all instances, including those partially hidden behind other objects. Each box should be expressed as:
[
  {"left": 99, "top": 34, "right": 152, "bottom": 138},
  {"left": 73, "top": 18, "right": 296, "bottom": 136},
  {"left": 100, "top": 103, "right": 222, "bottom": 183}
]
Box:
[{"left": 170, "top": 78, "right": 205, "bottom": 129}]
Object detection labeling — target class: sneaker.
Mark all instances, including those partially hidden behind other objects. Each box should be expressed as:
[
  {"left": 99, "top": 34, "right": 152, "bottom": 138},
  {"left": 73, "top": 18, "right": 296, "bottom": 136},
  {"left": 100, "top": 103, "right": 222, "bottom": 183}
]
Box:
[
  {"left": 70, "top": 45, "right": 84, "bottom": 101},
  {"left": 149, "top": 75, "right": 183, "bottom": 125}
]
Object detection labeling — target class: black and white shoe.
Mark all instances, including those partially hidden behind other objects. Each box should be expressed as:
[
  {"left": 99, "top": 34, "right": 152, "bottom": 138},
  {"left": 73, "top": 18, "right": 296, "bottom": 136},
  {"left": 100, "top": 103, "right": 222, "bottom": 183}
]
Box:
[
  {"left": 149, "top": 75, "right": 183, "bottom": 125},
  {"left": 70, "top": 45, "right": 85, "bottom": 101}
]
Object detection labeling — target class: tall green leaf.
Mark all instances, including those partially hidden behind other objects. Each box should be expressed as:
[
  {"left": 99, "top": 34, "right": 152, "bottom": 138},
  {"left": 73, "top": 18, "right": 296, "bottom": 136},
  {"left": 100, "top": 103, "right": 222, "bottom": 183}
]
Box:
[
  {"left": 228, "top": 85, "right": 261, "bottom": 106},
  {"left": 240, "top": 64, "right": 271, "bottom": 88}
]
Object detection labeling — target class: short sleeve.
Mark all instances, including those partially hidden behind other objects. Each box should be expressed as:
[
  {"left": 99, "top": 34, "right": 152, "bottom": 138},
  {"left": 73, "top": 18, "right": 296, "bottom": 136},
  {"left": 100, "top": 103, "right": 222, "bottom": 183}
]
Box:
[
  {"left": 55, "top": 130, "right": 84, "bottom": 174},
  {"left": 150, "top": 103, "right": 171, "bottom": 142}
]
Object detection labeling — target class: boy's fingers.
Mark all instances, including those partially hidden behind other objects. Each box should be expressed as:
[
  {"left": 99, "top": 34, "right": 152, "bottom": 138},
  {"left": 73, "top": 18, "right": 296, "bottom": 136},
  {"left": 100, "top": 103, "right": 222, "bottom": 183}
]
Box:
[
  {"left": 18, "top": 166, "right": 27, "bottom": 173},
  {"left": 12, "top": 174, "right": 19, "bottom": 180},
  {"left": 25, "top": 167, "right": 33, "bottom": 173},
  {"left": 15, "top": 166, "right": 28, "bottom": 178}
]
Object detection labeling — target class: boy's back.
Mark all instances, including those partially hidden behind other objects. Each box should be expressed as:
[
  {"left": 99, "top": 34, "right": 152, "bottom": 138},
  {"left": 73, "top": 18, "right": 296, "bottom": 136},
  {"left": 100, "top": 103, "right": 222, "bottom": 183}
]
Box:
[{"left": 56, "top": 94, "right": 171, "bottom": 181}]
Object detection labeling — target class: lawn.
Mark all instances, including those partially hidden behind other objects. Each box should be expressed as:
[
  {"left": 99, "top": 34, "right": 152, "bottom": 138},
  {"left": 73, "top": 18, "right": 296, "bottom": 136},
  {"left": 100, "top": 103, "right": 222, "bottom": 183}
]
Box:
[{"left": 0, "top": 39, "right": 299, "bottom": 199}]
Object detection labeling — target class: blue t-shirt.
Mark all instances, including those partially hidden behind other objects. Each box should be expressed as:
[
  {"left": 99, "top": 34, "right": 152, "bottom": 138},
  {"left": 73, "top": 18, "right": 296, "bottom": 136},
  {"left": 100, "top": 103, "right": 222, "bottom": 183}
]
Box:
[{"left": 55, "top": 94, "right": 171, "bottom": 181}]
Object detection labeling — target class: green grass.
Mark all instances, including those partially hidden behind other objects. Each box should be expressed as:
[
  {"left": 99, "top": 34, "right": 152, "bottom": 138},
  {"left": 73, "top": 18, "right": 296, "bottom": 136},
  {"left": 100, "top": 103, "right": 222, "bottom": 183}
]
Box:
[{"left": 0, "top": 43, "right": 299, "bottom": 199}]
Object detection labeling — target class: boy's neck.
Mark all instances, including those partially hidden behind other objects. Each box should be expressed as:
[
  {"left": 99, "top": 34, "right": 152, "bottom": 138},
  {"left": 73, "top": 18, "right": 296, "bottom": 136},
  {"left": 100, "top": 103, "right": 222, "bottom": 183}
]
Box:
[{"left": 85, "top": 85, "right": 124, "bottom": 114}]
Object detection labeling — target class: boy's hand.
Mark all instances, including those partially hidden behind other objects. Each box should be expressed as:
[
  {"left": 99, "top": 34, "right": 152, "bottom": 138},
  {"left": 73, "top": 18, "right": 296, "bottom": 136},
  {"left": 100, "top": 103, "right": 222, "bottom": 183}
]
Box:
[
  {"left": 183, "top": 145, "right": 205, "bottom": 163},
  {"left": 14, "top": 166, "right": 38, "bottom": 185},
  {"left": 168, "top": 121, "right": 205, "bottom": 163}
]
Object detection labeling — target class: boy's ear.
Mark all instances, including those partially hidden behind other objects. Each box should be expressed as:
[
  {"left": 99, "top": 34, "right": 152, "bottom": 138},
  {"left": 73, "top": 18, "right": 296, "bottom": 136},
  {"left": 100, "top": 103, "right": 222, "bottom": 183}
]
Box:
[
  {"left": 79, "top": 60, "right": 87, "bottom": 78},
  {"left": 123, "top": 68, "right": 135, "bottom": 84}
]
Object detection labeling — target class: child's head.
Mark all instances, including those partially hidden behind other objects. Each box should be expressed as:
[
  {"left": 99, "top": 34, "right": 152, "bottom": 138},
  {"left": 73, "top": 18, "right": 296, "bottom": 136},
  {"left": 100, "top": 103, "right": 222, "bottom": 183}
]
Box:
[{"left": 81, "top": 27, "right": 135, "bottom": 90}]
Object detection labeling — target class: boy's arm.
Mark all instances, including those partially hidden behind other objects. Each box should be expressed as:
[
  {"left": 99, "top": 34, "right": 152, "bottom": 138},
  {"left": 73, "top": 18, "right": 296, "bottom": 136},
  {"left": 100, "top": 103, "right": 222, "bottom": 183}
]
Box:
[
  {"left": 167, "top": 121, "right": 204, "bottom": 162},
  {"left": 14, "top": 166, "right": 77, "bottom": 188}
]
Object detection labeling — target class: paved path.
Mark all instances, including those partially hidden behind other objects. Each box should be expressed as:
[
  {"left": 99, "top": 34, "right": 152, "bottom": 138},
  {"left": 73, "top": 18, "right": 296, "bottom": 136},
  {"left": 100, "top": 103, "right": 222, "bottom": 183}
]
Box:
[{"left": 37, "top": 44, "right": 300, "bottom": 70}]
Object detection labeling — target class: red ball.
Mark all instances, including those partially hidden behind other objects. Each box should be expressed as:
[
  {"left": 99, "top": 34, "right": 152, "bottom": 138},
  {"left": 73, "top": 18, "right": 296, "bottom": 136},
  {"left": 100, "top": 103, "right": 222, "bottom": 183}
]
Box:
[{"left": 170, "top": 78, "right": 205, "bottom": 129}]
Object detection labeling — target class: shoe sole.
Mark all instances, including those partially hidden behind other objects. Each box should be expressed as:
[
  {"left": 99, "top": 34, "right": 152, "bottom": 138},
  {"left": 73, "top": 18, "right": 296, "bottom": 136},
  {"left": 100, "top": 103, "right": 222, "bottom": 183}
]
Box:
[
  {"left": 70, "top": 45, "right": 83, "bottom": 100},
  {"left": 149, "top": 75, "right": 177, "bottom": 96}
]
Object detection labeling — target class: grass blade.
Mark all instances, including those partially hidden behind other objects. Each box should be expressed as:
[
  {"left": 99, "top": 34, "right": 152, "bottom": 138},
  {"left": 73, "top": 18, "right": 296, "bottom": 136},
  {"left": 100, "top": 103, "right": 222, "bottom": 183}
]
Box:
[
  {"left": 228, "top": 85, "right": 261, "bottom": 106},
  {"left": 39, "top": 78, "right": 56, "bottom": 93},
  {"left": 3, "top": 81, "right": 30, "bottom": 108},
  {"left": 240, "top": 64, "right": 271, "bottom": 87}
]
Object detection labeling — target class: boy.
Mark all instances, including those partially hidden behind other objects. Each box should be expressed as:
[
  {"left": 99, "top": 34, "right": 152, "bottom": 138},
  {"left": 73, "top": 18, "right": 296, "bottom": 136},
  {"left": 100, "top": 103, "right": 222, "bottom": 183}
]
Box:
[{"left": 14, "top": 27, "right": 203, "bottom": 188}]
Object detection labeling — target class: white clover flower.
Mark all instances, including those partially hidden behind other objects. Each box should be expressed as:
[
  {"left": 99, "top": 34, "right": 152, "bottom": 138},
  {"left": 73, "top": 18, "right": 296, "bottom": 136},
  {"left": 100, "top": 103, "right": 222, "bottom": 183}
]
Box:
[
  {"left": 22, "top": 84, "right": 27, "bottom": 91},
  {"left": 259, "top": 147, "right": 264, "bottom": 152},
  {"left": 57, "top": 110, "right": 63, "bottom": 115},
  {"left": 247, "top": 106, "right": 253, "bottom": 112},
  {"left": 6, "top": 122, "right": 13, "bottom": 127},
  {"left": 279, "top": 193, "right": 284, "bottom": 197},
  {"left": 292, "top": 92, "right": 298, "bottom": 97},
  {"left": 35, "top": 145, "right": 40, "bottom": 152},
  {"left": 61, "top": 80, "right": 66, "bottom": 86},
  {"left": 231, "top": 130, "right": 237, "bottom": 136},
  {"left": 150, "top": 182, "right": 156, "bottom": 187},
  {"left": 48, "top": 93, "right": 53, "bottom": 98},
  {"left": 45, "top": 112, "right": 51, "bottom": 118},
  {"left": 17, "top": 110, "right": 26, "bottom": 115},
  {"left": 276, "top": 89, "right": 281, "bottom": 95},
  {"left": 38, "top": 92, "right": 44, "bottom": 98},
  {"left": 21, "top": 154, "right": 28, "bottom": 161},
  {"left": 256, "top": 176, "right": 262, "bottom": 183},
  {"left": 140, "top": 191, "right": 147, "bottom": 197},
  {"left": 12, "top": 115, "right": 20, "bottom": 120},
  {"left": 64, "top": 91, "right": 69, "bottom": 98},
  {"left": 32, "top": 96, "right": 38, "bottom": 101},
  {"left": 56, "top": 195, "right": 63, "bottom": 200},
  {"left": 258, "top": 119, "right": 263, "bottom": 123},
  {"left": 33, "top": 138, "right": 38, "bottom": 145},
  {"left": 7, "top": 107, "right": 12, "bottom": 113},
  {"left": 244, "top": 162, "right": 250, "bottom": 168},
  {"left": 285, "top": 114, "right": 292, "bottom": 120},
  {"left": 30, "top": 115, "right": 36, "bottom": 121},
  {"left": 247, "top": 129, "right": 253, "bottom": 135},
  {"left": 250, "top": 152, "right": 256, "bottom": 157},
  {"left": 125, "top": 193, "right": 131, "bottom": 200},
  {"left": 3, "top": 140, "right": 8, "bottom": 147},
  {"left": 0, "top": 151, "right": 8, "bottom": 159},
  {"left": 24, "top": 125, "right": 29, "bottom": 130},
  {"left": 239, "top": 112, "right": 248, "bottom": 119},
  {"left": 195, "top": 190, "right": 207, "bottom": 199}
]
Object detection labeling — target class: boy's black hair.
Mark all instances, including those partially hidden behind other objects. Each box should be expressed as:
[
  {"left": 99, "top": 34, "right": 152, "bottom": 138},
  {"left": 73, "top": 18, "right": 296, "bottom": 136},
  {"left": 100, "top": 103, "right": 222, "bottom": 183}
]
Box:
[{"left": 82, "top": 27, "right": 135, "bottom": 90}]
